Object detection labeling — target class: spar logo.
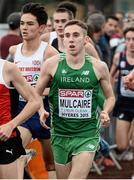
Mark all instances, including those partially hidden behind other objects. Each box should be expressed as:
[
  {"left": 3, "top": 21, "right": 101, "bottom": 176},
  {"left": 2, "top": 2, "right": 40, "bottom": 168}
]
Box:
[
  {"left": 33, "top": 74, "right": 39, "bottom": 81},
  {"left": 85, "top": 90, "right": 92, "bottom": 98},
  {"left": 59, "top": 90, "right": 84, "bottom": 98}
]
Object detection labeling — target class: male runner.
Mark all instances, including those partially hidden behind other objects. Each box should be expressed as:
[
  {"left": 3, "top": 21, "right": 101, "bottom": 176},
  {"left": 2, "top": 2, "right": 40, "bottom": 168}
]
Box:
[
  {"left": 9, "top": 2, "right": 58, "bottom": 174},
  {"left": 0, "top": 59, "right": 41, "bottom": 178},
  {"left": 36, "top": 19, "right": 115, "bottom": 179}
]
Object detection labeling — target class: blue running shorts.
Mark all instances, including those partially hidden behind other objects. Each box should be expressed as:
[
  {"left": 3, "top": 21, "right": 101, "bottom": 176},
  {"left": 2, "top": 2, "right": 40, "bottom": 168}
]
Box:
[{"left": 19, "top": 96, "right": 51, "bottom": 139}]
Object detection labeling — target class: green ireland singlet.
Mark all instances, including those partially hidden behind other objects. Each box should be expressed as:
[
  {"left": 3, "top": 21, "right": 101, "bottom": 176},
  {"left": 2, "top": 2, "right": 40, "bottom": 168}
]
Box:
[{"left": 49, "top": 53, "right": 101, "bottom": 138}]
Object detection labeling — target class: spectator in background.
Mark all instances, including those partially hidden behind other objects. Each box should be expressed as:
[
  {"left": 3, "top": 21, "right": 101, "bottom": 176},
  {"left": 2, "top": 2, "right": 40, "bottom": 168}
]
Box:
[
  {"left": 0, "top": 12, "right": 22, "bottom": 59},
  {"left": 114, "top": 11, "right": 124, "bottom": 36},
  {"left": 98, "top": 15, "right": 119, "bottom": 68},
  {"left": 126, "top": 10, "right": 134, "bottom": 21},
  {"left": 87, "top": 2, "right": 97, "bottom": 14},
  {"left": 115, "top": 11, "right": 125, "bottom": 22},
  {"left": 86, "top": 12, "right": 106, "bottom": 62}
]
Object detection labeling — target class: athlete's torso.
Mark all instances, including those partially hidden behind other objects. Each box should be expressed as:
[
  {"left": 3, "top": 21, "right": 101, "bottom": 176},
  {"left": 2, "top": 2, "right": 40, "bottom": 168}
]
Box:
[
  {"left": 0, "top": 59, "right": 16, "bottom": 137},
  {"left": 14, "top": 41, "right": 47, "bottom": 101},
  {"left": 49, "top": 53, "right": 100, "bottom": 137}
]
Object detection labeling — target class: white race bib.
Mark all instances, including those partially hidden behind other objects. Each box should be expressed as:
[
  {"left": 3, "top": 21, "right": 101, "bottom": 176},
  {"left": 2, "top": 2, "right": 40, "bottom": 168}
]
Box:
[{"left": 58, "top": 89, "right": 92, "bottom": 119}]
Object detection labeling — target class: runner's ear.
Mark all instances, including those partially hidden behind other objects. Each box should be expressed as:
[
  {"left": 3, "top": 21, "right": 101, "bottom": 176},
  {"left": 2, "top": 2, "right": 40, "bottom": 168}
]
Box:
[{"left": 84, "top": 36, "right": 91, "bottom": 45}]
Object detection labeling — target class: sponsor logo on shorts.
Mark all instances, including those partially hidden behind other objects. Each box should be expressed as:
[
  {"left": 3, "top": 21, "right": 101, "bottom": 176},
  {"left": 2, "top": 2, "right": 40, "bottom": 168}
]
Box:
[
  {"left": 86, "top": 144, "right": 95, "bottom": 150},
  {"left": 6, "top": 149, "right": 13, "bottom": 155},
  {"left": 119, "top": 113, "right": 124, "bottom": 119}
]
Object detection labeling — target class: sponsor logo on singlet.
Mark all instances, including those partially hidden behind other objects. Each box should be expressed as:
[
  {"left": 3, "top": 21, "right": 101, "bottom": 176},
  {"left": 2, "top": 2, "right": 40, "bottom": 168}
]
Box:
[
  {"left": 60, "top": 76, "right": 90, "bottom": 83},
  {"left": 58, "top": 89, "right": 92, "bottom": 119},
  {"left": 86, "top": 144, "right": 95, "bottom": 150}
]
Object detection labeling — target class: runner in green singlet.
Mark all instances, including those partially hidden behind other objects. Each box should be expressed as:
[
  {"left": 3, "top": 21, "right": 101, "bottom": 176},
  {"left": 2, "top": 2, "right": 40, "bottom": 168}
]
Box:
[
  {"left": 36, "top": 19, "right": 115, "bottom": 179},
  {"left": 41, "top": 6, "right": 105, "bottom": 110}
]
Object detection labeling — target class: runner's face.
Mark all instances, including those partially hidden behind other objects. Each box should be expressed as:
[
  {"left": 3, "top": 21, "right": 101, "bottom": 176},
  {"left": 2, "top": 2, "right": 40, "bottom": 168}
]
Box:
[
  {"left": 20, "top": 13, "right": 43, "bottom": 40},
  {"left": 53, "top": 12, "right": 70, "bottom": 37},
  {"left": 63, "top": 25, "right": 86, "bottom": 55},
  {"left": 125, "top": 31, "right": 134, "bottom": 53}
]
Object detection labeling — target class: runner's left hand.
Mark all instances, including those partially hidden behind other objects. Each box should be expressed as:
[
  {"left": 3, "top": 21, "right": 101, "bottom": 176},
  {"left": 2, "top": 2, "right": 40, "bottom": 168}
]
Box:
[{"left": 100, "top": 111, "right": 110, "bottom": 127}]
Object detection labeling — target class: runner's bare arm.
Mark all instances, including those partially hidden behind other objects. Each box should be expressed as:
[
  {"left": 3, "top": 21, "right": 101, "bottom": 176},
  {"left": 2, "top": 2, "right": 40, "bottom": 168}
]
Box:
[
  {"left": 0, "top": 62, "right": 41, "bottom": 141},
  {"left": 36, "top": 55, "right": 59, "bottom": 95},
  {"left": 43, "top": 45, "right": 59, "bottom": 96},
  {"left": 6, "top": 45, "right": 17, "bottom": 62},
  {"left": 100, "top": 62, "right": 115, "bottom": 113},
  {"left": 110, "top": 53, "right": 120, "bottom": 86},
  {"left": 94, "top": 60, "right": 115, "bottom": 127},
  {"left": 35, "top": 55, "right": 59, "bottom": 127},
  {"left": 44, "top": 44, "right": 59, "bottom": 60}
]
